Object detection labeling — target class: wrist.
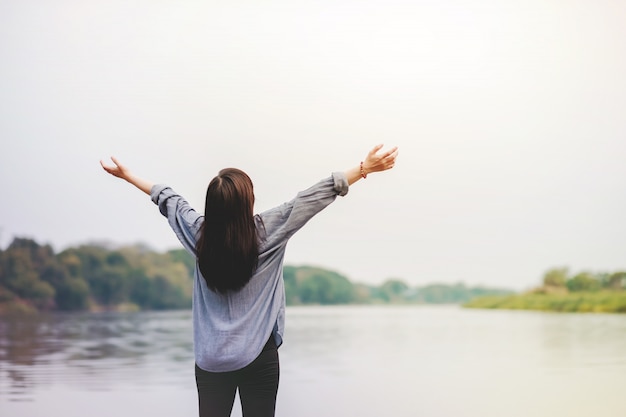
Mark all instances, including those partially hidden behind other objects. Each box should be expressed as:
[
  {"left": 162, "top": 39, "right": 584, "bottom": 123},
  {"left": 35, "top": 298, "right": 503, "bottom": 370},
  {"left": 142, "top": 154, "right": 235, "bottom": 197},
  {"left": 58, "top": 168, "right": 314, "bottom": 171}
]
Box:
[{"left": 360, "top": 161, "right": 368, "bottom": 179}]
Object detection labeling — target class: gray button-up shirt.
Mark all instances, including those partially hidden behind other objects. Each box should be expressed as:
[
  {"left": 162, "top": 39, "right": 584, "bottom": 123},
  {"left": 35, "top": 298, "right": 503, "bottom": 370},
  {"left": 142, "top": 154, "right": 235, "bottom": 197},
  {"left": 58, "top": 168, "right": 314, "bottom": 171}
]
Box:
[{"left": 151, "top": 172, "right": 349, "bottom": 372}]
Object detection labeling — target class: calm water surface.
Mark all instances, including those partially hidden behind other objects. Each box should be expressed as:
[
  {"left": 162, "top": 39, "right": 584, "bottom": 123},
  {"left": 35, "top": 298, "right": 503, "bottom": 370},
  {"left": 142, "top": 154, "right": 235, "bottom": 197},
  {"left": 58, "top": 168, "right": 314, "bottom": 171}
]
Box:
[{"left": 1, "top": 306, "right": 625, "bottom": 417}]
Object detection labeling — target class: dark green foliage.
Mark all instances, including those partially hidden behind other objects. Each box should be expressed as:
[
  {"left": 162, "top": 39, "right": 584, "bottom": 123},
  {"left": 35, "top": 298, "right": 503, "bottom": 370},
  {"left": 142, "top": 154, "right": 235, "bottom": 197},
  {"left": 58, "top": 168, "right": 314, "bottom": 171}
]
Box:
[
  {"left": 0, "top": 237, "right": 193, "bottom": 314},
  {"left": 282, "top": 266, "right": 510, "bottom": 306},
  {"left": 128, "top": 270, "right": 190, "bottom": 310},
  {"left": 373, "top": 279, "right": 410, "bottom": 302},
  {"left": 1, "top": 237, "right": 537, "bottom": 313},
  {"left": 0, "top": 239, "right": 55, "bottom": 310},
  {"left": 88, "top": 266, "right": 129, "bottom": 306},
  {"left": 284, "top": 266, "right": 354, "bottom": 305},
  {"left": 282, "top": 266, "right": 299, "bottom": 305},
  {"left": 566, "top": 272, "right": 601, "bottom": 292},
  {"left": 54, "top": 277, "right": 90, "bottom": 311},
  {"left": 167, "top": 249, "right": 195, "bottom": 276}
]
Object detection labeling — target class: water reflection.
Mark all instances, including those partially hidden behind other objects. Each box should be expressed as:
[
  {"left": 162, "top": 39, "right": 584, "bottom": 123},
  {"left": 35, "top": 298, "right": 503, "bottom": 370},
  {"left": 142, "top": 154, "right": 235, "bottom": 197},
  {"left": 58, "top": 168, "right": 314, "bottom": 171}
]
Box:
[
  {"left": 537, "top": 312, "right": 626, "bottom": 372},
  {"left": 279, "top": 306, "right": 626, "bottom": 417},
  {"left": 1, "top": 307, "right": 626, "bottom": 417},
  {"left": 0, "top": 311, "right": 193, "bottom": 401}
]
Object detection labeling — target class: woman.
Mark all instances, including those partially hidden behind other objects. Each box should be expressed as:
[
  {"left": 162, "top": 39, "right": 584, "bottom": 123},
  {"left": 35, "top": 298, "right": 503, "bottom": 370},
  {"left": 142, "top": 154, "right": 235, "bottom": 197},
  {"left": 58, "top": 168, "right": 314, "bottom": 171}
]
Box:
[{"left": 100, "top": 144, "right": 398, "bottom": 417}]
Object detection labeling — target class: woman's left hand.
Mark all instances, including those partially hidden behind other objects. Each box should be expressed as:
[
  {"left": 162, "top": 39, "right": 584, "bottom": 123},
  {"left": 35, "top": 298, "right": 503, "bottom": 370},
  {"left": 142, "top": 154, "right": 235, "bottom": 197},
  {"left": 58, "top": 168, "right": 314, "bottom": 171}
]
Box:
[
  {"left": 100, "top": 157, "right": 154, "bottom": 195},
  {"left": 100, "top": 157, "right": 131, "bottom": 181}
]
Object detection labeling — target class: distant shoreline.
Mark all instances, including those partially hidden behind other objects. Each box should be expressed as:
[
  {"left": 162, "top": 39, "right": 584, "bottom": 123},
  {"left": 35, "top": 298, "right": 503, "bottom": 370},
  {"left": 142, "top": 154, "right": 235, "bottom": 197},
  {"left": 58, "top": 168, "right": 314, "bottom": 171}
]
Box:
[
  {"left": 0, "top": 237, "right": 512, "bottom": 315},
  {"left": 463, "top": 291, "right": 626, "bottom": 313}
]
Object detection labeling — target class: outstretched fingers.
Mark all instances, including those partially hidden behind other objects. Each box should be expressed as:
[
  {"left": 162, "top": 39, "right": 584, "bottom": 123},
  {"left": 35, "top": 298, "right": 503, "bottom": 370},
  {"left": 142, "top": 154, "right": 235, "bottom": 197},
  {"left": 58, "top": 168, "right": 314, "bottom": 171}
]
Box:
[
  {"left": 100, "top": 159, "right": 113, "bottom": 172},
  {"left": 368, "top": 144, "right": 384, "bottom": 157},
  {"left": 363, "top": 145, "right": 399, "bottom": 173},
  {"left": 110, "top": 156, "right": 123, "bottom": 167},
  {"left": 382, "top": 149, "right": 398, "bottom": 170},
  {"left": 382, "top": 146, "right": 398, "bottom": 160},
  {"left": 100, "top": 156, "right": 129, "bottom": 179}
]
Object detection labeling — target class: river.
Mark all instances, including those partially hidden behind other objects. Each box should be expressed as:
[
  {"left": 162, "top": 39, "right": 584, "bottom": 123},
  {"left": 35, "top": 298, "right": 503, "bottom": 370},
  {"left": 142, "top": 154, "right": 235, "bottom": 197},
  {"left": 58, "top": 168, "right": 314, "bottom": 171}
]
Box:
[{"left": 1, "top": 306, "right": 625, "bottom": 417}]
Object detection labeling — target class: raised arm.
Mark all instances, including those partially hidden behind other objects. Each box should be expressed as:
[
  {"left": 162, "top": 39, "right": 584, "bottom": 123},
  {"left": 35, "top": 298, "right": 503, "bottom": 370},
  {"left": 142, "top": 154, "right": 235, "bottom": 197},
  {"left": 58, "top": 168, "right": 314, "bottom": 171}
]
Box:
[
  {"left": 100, "top": 157, "right": 154, "bottom": 195},
  {"left": 258, "top": 144, "right": 399, "bottom": 249},
  {"left": 344, "top": 144, "right": 399, "bottom": 185},
  {"left": 100, "top": 156, "right": 202, "bottom": 254}
]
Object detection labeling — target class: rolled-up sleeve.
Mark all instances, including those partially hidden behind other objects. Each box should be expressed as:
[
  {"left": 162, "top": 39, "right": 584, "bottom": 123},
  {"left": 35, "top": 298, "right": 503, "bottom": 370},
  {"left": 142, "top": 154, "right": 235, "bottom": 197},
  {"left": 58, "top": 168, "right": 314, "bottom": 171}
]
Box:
[
  {"left": 151, "top": 184, "right": 203, "bottom": 255},
  {"left": 258, "top": 172, "right": 349, "bottom": 248}
]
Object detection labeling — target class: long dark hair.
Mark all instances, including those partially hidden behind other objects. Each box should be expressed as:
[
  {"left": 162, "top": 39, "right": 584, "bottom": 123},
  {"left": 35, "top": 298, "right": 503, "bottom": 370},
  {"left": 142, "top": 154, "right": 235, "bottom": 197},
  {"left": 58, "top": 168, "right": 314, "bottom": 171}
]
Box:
[{"left": 196, "top": 168, "right": 259, "bottom": 293}]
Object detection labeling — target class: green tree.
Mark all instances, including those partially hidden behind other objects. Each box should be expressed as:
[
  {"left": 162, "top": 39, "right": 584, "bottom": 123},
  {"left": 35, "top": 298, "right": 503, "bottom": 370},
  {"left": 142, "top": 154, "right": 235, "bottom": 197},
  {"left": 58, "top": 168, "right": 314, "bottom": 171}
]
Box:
[
  {"left": 377, "top": 279, "right": 409, "bottom": 302},
  {"left": 608, "top": 272, "right": 626, "bottom": 290},
  {"left": 566, "top": 272, "right": 600, "bottom": 292},
  {"left": 56, "top": 278, "right": 89, "bottom": 310},
  {"left": 282, "top": 266, "right": 300, "bottom": 305},
  {"left": 8, "top": 238, "right": 56, "bottom": 271},
  {"left": 543, "top": 267, "right": 568, "bottom": 288},
  {"left": 0, "top": 240, "right": 55, "bottom": 309},
  {"left": 167, "top": 249, "right": 195, "bottom": 276},
  {"left": 286, "top": 266, "right": 354, "bottom": 305},
  {"left": 128, "top": 269, "right": 190, "bottom": 310},
  {"left": 88, "top": 266, "right": 128, "bottom": 306},
  {"left": 53, "top": 251, "right": 90, "bottom": 310}
]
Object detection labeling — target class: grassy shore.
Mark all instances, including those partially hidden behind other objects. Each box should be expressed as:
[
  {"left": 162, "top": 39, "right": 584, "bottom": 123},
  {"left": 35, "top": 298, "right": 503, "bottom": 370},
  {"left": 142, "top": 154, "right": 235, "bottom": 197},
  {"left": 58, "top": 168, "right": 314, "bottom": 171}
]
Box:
[{"left": 463, "top": 291, "right": 626, "bottom": 313}]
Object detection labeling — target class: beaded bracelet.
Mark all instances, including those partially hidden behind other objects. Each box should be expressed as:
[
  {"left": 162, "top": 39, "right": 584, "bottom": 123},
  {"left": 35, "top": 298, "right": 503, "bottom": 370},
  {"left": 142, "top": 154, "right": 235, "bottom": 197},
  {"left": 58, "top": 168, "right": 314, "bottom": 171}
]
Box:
[{"left": 360, "top": 162, "right": 367, "bottom": 179}]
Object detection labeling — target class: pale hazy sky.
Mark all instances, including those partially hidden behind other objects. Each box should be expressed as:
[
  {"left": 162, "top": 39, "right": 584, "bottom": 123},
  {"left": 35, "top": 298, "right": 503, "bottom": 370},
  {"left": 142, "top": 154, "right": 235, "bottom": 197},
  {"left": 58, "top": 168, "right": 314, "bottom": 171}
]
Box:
[{"left": 1, "top": 0, "right": 625, "bottom": 290}]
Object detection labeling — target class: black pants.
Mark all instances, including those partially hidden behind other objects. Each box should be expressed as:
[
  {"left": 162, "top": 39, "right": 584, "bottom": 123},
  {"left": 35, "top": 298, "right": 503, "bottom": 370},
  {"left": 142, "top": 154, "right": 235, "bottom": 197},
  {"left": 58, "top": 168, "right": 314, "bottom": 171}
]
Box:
[{"left": 195, "top": 337, "right": 279, "bottom": 417}]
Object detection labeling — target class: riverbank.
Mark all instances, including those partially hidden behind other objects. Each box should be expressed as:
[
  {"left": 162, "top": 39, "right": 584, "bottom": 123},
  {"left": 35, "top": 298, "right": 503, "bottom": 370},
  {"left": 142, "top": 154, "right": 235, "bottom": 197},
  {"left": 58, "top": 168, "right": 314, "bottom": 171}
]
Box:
[{"left": 464, "top": 291, "right": 626, "bottom": 313}]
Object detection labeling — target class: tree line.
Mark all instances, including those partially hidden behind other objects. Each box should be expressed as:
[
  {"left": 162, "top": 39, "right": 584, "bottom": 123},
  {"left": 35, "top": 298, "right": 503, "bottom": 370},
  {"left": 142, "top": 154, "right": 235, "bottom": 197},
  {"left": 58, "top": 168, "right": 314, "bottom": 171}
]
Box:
[
  {"left": 283, "top": 265, "right": 511, "bottom": 305},
  {"left": 539, "top": 267, "right": 626, "bottom": 293},
  {"left": 0, "top": 238, "right": 193, "bottom": 314},
  {"left": 465, "top": 267, "right": 626, "bottom": 313},
  {"left": 0, "top": 237, "right": 510, "bottom": 314}
]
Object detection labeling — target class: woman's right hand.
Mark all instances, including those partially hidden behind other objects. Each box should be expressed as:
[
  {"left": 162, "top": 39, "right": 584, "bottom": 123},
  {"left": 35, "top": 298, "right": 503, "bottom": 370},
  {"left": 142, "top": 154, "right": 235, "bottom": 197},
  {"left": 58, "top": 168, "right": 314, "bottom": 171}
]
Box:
[{"left": 344, "top": 144, "right": 399, "bottom": 185}]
